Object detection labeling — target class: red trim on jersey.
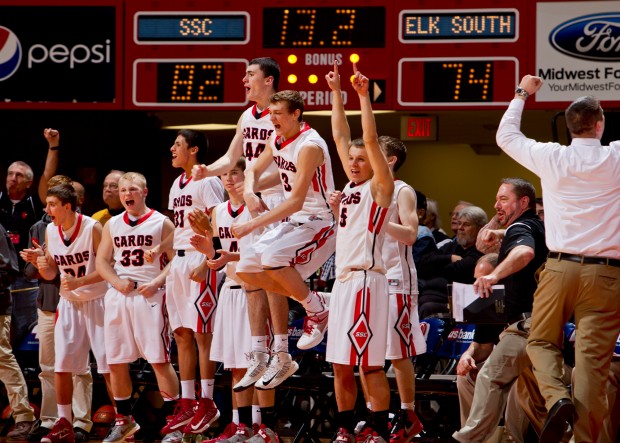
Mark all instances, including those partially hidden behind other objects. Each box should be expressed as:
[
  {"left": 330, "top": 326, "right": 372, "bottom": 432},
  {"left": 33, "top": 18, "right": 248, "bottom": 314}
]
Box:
[
  {"left": 251, "top": 104, "right": 270, "bottom": 119},
  {"left": 274, "top": 122, "right": 311, "bottom": 151},
  {"left": 311, "top": 175, "right": 319, "bottom": 192},
  {"left": 367, "top": 202, "right": 389, "bottom": 233},
  {"left": 57, "top": 213, "right": 83, "bottom": 245},
  {"left": 227, "top": 201, "right": 245, "bottom": 217},
  {"left": 349, "top": 179, "right": 370, "bottom": 188},
  {"left": 311, "top": 163, "right": 329, "bottom": 193},
  {"left": 178, "top": 172, "right": 192, "bottom": 189},
  {"left": 320, "top": 163, "right": 328, "bottom": 190},
  {"left": 123, "top": 208, "right": 156, "bottom": 226}
]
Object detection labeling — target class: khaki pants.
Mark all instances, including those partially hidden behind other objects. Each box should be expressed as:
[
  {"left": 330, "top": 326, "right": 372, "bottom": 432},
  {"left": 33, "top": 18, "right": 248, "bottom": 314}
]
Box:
[
  {"left": 527, "top": 258, "right": 620, "bottom": 443},
  {"left": 453, "top": 320, "right": 530, "bottom": 443},
  {"left": 0, "top": 315, "right": 35, "bottom": 423},
  {"left": 38, "top": 309, "right": 93, "bottom": 431},
  {"left": 599, "top": 360, "right": 620, "bottom": 443}
]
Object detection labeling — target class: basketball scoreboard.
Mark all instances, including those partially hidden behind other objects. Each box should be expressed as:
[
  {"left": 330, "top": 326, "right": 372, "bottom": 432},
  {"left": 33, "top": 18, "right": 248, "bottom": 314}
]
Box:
[{"left": 0, "top": 0, "right": 581, "bottom": 111}]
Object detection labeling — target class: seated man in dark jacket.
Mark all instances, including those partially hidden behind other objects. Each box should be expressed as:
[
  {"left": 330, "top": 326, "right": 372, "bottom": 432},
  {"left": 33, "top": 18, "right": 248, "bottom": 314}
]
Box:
[{"left": 416, "top": 206, "right": 487, "bottom": 318}]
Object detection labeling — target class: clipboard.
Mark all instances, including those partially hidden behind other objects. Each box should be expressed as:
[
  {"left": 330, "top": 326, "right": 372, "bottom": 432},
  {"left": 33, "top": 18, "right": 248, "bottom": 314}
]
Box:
[
  {"left": 450, "top": 282, "right": 508, "bottom": 324},
  {"left": 463, "top": 286, "right": 507, "bottom": 324}
]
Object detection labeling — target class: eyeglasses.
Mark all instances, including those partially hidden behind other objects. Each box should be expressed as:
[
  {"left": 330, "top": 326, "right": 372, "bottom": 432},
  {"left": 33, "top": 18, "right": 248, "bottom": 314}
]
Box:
[{"left": 102, "top": 183, "right": 118, "bottom": 190}]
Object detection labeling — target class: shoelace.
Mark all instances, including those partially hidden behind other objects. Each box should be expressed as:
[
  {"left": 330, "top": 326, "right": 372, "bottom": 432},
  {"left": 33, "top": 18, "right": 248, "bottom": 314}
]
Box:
[
  {"left": 302, "top": 314, "right": 322, "bottom": 334},
  {"left": 262, "top": 355, "right": 282, "bottom": 379}
]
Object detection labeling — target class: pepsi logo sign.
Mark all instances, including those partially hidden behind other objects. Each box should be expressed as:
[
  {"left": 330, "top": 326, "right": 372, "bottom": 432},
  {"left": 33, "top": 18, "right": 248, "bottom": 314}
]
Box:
[
  {"left": 0, "top": 26, "right": 21, "bottom": 82},
  {"left": 550, "top": 13, "right": 620, "bottom": 61}
]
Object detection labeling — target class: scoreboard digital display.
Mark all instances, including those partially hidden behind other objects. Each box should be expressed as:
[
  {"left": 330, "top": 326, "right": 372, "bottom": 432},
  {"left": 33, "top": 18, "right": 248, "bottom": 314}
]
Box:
[
  {"left": 135, "top": 12, "right": 249, "bottom": 44},
  {"left": 0, "top": 0, "right": 598, "bottom": 111},
  {"left": 262, "top": 7, "right": 386, "bottom": 48}
]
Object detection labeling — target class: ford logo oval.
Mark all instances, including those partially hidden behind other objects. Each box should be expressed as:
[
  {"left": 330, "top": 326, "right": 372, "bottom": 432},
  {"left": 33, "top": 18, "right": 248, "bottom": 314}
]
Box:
[{"left": 550, "top": 13, "right": 620, "bottom": 61}]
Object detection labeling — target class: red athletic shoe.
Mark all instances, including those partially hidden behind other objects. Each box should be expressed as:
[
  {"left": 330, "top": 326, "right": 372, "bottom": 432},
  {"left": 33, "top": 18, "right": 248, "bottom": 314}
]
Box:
[
  {"left": 183, "top": 398, "right": 220, "bottom": 434},
  {"left": 389, "top": 409, "right": 423, "bottom": 443},
  {"left": 41, "top": 418, "right": 74, "bottom": 443},
  {"left": 161, "top": 398, "right": 196, "bottom": 434}
]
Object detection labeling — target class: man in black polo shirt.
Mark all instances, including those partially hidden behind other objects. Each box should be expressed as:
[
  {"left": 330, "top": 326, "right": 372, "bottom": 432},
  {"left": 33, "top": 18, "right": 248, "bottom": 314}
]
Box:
[
  {"left": 452, "top": 178, "right": 548, "bottom": 443},
  {"left": 0, "top": 161, "right": 42, "bottom": 349}
]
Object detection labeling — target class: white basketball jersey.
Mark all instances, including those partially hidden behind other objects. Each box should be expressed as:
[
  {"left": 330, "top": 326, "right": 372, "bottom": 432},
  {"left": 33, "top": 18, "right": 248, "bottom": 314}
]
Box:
[
  {"left": 240, "top": 104, "right": 282, "bottom": 199},
  {"left": 383, "top": 181, "right": 418, "bottom": 295},
  {"left": 46, "top": 214, "right": 107, "bottom": 302},
  {"left": 335, "top": 180, "right": 392, "bottom": 280},
  {"left": 168, "top": 173, "right": 225, "bottom": 250},
  {"left": 214, "top": 201, "right": 251, "bottom": 285},
  {"left": 271, "top": 122, "right": 335, "bottom": 224},
  {"left": 107, "top": 209, "right": 167, "bottom": 282}
]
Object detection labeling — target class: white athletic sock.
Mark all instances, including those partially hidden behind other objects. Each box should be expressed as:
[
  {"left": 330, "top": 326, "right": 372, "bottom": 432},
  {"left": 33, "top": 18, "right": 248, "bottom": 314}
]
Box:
[
  {"left": 57, "top": 404, "right": 72, "bottom": 421},
  {"left": 251, "top": 336, "right": 269, "bottom": 353},
  {"left": 252, "top": 404, "right": 261, "bottom": 425},
  {"left": 201, "top": 379, "right": 214, "bottom": 399},
  {"left": 301, "top": 291, "right": 325, "bottom": 314},
  {"left": 181, "top": 380, "right": 195, "bottom": 399},
  {"left": 272, "top": 334, "right": 289, "bottom": 353},
  {"left": 401, "top": 401, "right": 414, "bottom": 410}
]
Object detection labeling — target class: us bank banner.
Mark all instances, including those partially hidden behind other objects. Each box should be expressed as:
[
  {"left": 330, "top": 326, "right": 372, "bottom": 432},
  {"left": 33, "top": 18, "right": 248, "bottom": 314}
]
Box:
[{"left": 537, "top": 1, "right": 620, "bottom": 101}]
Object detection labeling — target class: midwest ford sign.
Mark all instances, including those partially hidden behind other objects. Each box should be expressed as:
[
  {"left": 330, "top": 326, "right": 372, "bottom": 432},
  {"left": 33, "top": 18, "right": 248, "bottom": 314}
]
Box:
[{"left": 536, "top": 2, "right": 620, "bottom": 102}]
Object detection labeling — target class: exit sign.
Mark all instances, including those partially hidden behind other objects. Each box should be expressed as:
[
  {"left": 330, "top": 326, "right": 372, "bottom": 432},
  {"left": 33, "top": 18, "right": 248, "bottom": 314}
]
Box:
[{"left": 401, "top": 116, "right": 437, "bottom": 141}]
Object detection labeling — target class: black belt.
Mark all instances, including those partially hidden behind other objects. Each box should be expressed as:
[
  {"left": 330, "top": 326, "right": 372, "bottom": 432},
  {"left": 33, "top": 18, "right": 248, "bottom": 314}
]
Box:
[
  {"left": 230, "top": 285, "right": 242, "bottom": 289},
  {"left": 548, "top": 252, "right": 620, "bottom": 268},
  {"left": 177, "top": 250, "right": 185, "bottom": 257},
  {"left": 508, "top": 312, "right": 531, "bottom": 324}
]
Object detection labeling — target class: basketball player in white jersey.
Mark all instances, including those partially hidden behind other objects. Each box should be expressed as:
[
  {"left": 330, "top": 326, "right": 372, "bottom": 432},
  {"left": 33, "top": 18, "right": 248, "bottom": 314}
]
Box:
[
  {"left": 359, "top": 136, "right": 427, "bottom": 443},
  {"left": 35, "top": 184, "right": 111, "bottom": 443},
  {"left": 190, "top": 158, "right": 266, "bottom": 443},
  {"left": 229, "top": 88, "right": 337, "bottom": 442},
  {"left": 159, "top": 129, "right": 225, "bottom": 439},
  {"left": 191, "top": 58, "right": 294, "bottom": 438},
  {"left": 324, "top": 62, "right": 394, "bottom": 443},
  {"left": 96, "top": 172, "right": 181, "bottom": 442}
]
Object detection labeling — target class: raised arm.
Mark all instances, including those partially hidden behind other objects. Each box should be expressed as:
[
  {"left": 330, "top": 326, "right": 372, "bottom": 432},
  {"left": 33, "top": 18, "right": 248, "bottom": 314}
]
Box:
[
  {"left": 352, "top": 64, "right": 393, "bottom": 208},
  {"left": 38, "top": 128, "right": 60, "bottom": 204},
  {"left": 193, "top": 115, "right": 245, "bottom": 179},
  {"left": 325, "top": 61, "right": 353, "bottom": 179}
]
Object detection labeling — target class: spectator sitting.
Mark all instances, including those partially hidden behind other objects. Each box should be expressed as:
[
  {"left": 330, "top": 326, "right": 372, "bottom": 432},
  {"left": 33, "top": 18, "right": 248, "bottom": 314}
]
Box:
[
  {"left": 416, "top": 206, "right": 487, "bottom": 318},
  {"left": 425, "top": 198, "right": 451, "bottom": 248},
  {"left": 411, "top": 190, "right": 437, "bottom": 264},
  {"left": 448, "top": 200, "right": 474, "bottom": 238}
]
